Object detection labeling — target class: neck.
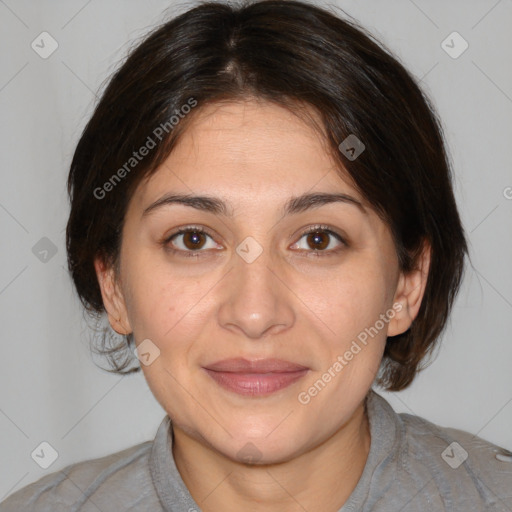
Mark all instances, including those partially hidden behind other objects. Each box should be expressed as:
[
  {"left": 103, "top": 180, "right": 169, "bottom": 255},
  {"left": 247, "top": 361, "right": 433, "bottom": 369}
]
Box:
[{"left": 172, "top": 397, "right": 371, "bottom": 512}]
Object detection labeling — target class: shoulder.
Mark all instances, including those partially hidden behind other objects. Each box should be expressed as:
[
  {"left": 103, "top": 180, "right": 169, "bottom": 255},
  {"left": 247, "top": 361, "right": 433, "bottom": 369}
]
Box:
[
  {"left": 398, "top": 410, "right": 512, "bottom": 504},
  {"left": 0, "top": 440, "right": 158, "bottom": 512}
]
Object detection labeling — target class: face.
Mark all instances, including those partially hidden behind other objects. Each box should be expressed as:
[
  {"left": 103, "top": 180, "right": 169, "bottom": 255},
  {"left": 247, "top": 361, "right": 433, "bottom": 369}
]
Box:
[{"left": 96, "top": 99, "right": 427, "bottom": 464}]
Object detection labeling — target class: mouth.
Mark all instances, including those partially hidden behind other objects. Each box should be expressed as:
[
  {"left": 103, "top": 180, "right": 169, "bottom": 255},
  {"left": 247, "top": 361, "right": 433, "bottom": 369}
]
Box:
[{"left": 202, "top": 358, "right": 310, "bottom": 397}]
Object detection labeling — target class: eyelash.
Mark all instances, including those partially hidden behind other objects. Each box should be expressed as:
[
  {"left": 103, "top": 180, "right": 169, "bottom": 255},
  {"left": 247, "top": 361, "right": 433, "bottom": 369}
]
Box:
[{"left": 161, "top": 224, "right": 347, "bottom": 259}]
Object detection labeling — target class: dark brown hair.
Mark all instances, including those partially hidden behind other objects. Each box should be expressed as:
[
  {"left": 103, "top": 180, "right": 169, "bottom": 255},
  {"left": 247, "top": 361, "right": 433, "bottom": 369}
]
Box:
[{"left": 66, "top": 0, "right": 469, "bottom": 391}]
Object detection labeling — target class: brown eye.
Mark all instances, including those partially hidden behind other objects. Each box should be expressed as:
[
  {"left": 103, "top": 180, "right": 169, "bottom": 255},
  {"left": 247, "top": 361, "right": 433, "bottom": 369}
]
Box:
[
  {"left": 306, "top": 231, "right": 330, "bottom": 250},
  {"left": 181, "top": 231, "right": 207, "bottom": 250},
  {"left": 165, "top": 227, "right": 220, "bottom": 256},
  {"left": 291, "top": 225, "right": 346, "bottom": 256}
]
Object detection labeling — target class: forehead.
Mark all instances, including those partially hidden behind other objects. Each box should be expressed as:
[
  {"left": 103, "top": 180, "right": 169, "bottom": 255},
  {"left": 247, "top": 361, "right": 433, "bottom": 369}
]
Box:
[{"left": 133, "top": 99, "right": 365, "bottom": 210}]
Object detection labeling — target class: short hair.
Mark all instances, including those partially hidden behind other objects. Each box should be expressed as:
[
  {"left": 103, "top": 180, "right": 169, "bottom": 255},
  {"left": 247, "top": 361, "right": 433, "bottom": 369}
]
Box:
[{"left": 66, "top": 0, "right": 469, "bottom": 391}]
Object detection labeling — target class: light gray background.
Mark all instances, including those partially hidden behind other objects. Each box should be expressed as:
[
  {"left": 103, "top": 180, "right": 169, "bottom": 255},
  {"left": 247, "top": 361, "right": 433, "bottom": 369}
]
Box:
[{"left": 1, "top": 0, "right": 511, "bottom": 500}]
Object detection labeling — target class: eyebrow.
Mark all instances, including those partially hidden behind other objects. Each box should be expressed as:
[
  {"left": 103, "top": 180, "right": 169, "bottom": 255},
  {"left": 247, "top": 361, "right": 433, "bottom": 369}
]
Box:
[{"left": 141, "top": 191, "right": 367, "bottom": 218}]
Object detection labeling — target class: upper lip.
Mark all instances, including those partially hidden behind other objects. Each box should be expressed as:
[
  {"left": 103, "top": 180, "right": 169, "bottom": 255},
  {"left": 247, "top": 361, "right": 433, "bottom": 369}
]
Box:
[{"left": 203, "top": 358, "right": 309, "bottom": 373}]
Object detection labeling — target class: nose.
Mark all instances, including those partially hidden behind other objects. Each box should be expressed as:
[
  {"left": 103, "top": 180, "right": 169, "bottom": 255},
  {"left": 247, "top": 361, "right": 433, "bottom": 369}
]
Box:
[{"left": 217, "top": 245, "right": 296, "bottom": 339}]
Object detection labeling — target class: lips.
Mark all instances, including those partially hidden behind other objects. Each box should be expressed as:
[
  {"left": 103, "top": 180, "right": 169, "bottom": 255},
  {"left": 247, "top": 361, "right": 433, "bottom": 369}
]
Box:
[
  {"left": 203, "top": 357, "right": 309, "bottom": 373},
  {"left": 202, "top": 358, "right": 310, "bottom": 396}
]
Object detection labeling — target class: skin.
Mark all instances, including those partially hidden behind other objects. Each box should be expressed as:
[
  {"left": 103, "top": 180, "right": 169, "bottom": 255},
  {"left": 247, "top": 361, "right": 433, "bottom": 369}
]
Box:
[{"left": 95, "top": 99, "right": 430, "bottom": 512}]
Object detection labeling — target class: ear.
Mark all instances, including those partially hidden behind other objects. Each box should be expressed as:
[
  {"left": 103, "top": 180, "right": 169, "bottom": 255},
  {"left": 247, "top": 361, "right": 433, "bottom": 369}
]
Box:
[
  {"left": 387, "top": 238, "right": 431, "bottom": 337},
  {"left": 93, "top": 256, "right": 132, "bottom": 335}
]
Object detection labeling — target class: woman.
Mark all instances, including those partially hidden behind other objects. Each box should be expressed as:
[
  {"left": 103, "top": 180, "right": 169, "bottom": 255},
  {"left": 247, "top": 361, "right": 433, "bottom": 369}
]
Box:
[{"left": 2, "top": 0, "right": 511, "bottom": 510}]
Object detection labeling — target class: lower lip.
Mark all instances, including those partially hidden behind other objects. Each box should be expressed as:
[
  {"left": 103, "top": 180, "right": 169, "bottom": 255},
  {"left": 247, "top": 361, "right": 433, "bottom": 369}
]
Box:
[{"left": 203, "top": 369, "right": 309, "bottom": 396}]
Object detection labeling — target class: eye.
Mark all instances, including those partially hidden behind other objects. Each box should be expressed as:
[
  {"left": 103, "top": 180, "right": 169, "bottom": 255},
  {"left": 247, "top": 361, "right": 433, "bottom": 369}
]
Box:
[
  {"left": 290, "top": 225, "right": 347, "bottom": 256},
  {"left": 163, "top": 226, "right": 221, "bottom": 258},
  {"left": 162, "top": 224, "right": 347, "bottom": 259}
]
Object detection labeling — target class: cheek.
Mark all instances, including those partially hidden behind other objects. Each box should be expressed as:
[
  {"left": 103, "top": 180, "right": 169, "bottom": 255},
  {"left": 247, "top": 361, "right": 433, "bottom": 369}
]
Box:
[
  {"left": 129, "top": 279, "right": 208, "bottom": 344},
  {"left": 298, "top": 260, "right": 390, "bottom": 342},
  {"left": 121, "top": 246, "right": 207, "bottom": 338},
  {"left": 127, "top": 264, "right": 215, "bottom": 413}
]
